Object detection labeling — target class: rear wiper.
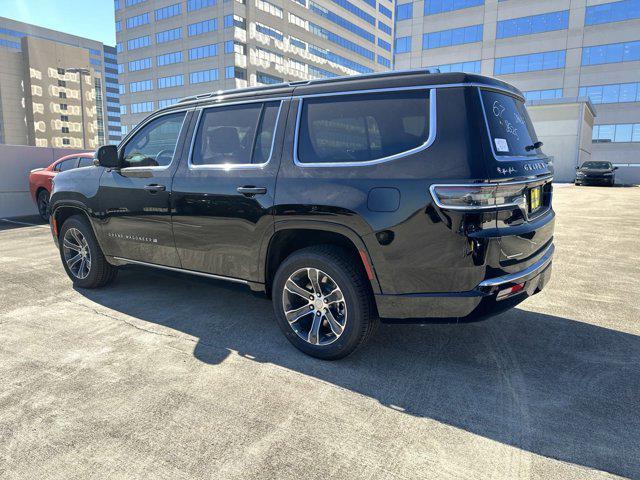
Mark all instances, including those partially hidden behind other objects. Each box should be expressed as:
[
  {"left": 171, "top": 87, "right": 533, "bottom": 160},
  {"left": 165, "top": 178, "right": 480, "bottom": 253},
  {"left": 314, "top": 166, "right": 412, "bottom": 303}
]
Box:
[{"left": 525, "top": 141, "right": 544, "bottom": 152}]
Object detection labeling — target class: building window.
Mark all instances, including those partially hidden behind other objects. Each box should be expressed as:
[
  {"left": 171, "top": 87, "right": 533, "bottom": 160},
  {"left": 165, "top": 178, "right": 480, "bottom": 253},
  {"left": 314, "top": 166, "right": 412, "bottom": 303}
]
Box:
[
  {"left": 62, "top": 138, "right": 70, "bottom": 145},
  {"left": 62, "top": 127, "right": 70, "bottom": 133},
  {"left": 190, "top": 69, "right": 219, "bottom": 84},
  {"left": 61, "top": 115, "right": 69, "bottom": 122},
  {"left": 129, "top": 79, "right": 153, "bottom": 92},
  {"left": 60, "top": 103, "right": 68, "bottom": 110},
  {"left": 308, "top": 23, "right": 374, "bottom": 60},
  {"left": 255, "top": 22, "right": 283, "bottom": 40},
  {"left": 119, "top": 84, "right": 126, "bottom": 94},
  {"left": 593, "top": 124, "right": 640, "bottom": 142},
  {"left": 395, "top": 36, "right": 411, "bottom": 53},
  {"left": 116, "top": 21, "right": 121, "bottom": 32},
  {"left": 129, "top": 57, "right": 152, "bottom": 71},
  {"left": 59, "top": 92, "right": 67, "bottom": 99},
  {"left": 396, "top": 2, "right": 412, "bottom": 20},
  {"left": 57, "top": 67, "right": 65, "bottom": 75},
  {"left": 225, "top": 66, "right": 246, "bottom": 79},
  {"left": 310, "top": 1, "right": 374, "bottom": 43},
  {"left": 189, "top": 44, "right": 218, "bottom": 60},
  {"left": 127, "top": 35, "right": 150, "bottom": 51},
  {"left": 256, "top": 71, "right": 283, "bottom": 85},
  {"left": 157, "top": 74, "right": 184, "bottom": 89},
  {"left": 188, "top": 19, "right": 217, "bottom": 36},
  {"left": 155, "top": 3, "right": 181, "bottom": 21},
  {"left": 429, "top": 60, "right": 481, "bottom": 73},
  {"left": 156, "top": 27, "right": 182, "bottom": 43},
  {"left": 579, "top": 83, "right": 640, "bottom": 104},
  {"left": 330, "top": 0, "right": 375, "bottom": 25},
  {"left": 378, "top": 3, "right": 392, "bottom": 18},
  {"left": 130, "top": 102, "right": 155, "bottom": 114},
  {"left": 582, "top": 41, "right": 640, "bottom": 66},
  {"left": 585, "top": 0, "right": 640, "bottom": 26},
  {"left": 187, "top": 0, "right": 216, "bottom": 10},
  {"left": 125, "top": 12, "right": 149, "bottom": 29},
  {"left": 225, "top": 41, "right": 245, "bottom": 54},
  {"left": 497, "top": 11, "right": 569, "bottom": 39},
  {"left": 523, "top": 89, "right": 564, "bottom": 102},
  {"left": 157, "top": 51, "right": 183, "bottom": 66},
  {"left": 378, "top": 38, "right": 391, "bottom": 51},
  {"left": 424, "top": 0, "right": 483, "bottom": 15},
  {"left": 377, "top": 55, "right": 391, "bottom": 68},
  {"left": 494, "top": 50, "right": 566, "bottom": 74},
  {"left": 378, "top": 20, "right": 391, "bottom": 34},
  {"left": 422, "top": 24, "right": 483, "bottom": 50},
  {"left": 256, "top": 0, "right": 283, "bottom": 18},
  {"left": 223, "top": 14, "right": 246, "bottom": 29},
  {"left": 158, "top": 98, "right": 180, "bottom": 108}
]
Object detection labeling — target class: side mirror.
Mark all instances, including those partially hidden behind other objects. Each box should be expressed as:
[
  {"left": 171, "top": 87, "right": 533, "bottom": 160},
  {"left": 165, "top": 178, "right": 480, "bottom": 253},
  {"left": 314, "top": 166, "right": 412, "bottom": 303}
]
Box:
[
  {"left": 613, "top": 166, "right": 619, "bottom": 170},
  {"left": 94, "top": 145, "right": 120, "bottom": 168}
]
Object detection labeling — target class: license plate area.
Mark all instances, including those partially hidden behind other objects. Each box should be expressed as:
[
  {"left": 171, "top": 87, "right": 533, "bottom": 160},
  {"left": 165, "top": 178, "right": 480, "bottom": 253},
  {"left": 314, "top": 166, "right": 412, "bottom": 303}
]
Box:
[{"left": 529, "top": 186, "right": 542, "bottom": 213}]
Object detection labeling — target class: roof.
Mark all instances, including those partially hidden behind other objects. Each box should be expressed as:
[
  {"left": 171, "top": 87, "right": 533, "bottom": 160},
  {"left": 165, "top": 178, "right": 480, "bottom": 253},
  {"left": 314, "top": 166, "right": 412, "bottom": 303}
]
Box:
[{"left": 170, "top": 69, "right": 523, "bottom": 110}]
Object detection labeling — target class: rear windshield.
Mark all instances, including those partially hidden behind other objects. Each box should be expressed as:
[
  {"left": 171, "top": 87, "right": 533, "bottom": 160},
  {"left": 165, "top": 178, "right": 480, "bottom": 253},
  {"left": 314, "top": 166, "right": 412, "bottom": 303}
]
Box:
[{"left": 481, "top": 90, "right": 540, "bottom": 158}]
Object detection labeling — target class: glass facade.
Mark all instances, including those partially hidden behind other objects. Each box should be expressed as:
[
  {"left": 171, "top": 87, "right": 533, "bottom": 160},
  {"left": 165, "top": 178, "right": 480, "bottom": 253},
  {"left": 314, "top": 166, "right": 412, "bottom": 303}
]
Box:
[
  {"left": 523, "top": 89, "right": 564, "bottom": 102},
  {"left": 157, "top": 74, "right": 184, "bottom": 89},
  {"left": 429, "top": 60, "right": 481, "bottom": 73},
  {"left": 422, "top": 24, "right": 483, "bottom": 49},
  {"left": 585, "top": 0, "right": 640, "bottom": 26},
  {"left": 593, "top": 124, "right": 640, "bottom": 142},
  {"left": 579, "top": 83, "right": 640, "bottom": 104},
  {"left": 188, "top": 19, "right": 218, "bottom": 36},
  {"left": 582, "top": 41, "right": 640, "bottom": 66},
  {"left": 190, "top": 69, "right": 219, "bottom": 84},
  {"left": 156, "top": 27, "right": 182, "bottom": 43},
  {"left": 424, "top": 0, "right": 483, "bottom": 15},
  {"left": 495, "top": 50, "right": 566, "bottom": 74},
  {"left": 496, "top": 10, "right": 569, "bottom": 39}
]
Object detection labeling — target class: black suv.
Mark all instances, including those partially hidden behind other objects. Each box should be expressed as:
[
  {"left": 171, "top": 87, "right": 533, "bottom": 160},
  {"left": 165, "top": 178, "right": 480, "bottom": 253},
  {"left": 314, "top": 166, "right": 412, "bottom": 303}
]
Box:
[{"left": 49, "top": 70, "right": 555, "bottom": 359}]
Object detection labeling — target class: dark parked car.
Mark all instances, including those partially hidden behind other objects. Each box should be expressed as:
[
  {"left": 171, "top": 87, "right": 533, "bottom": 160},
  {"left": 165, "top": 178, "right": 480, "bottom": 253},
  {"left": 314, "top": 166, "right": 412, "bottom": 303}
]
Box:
[
  {"left": 575, "top": 161, "right": 617, "bottom": 186},
  {"left": 48, "top": 70, "right": 555, "bottom": 359}
]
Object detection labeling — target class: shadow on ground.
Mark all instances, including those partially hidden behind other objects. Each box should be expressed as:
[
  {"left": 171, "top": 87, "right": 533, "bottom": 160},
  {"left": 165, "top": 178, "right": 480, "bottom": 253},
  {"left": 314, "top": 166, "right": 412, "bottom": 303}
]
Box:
[{"left": 78, "top": 266, "right": 639, "bottom": 478}]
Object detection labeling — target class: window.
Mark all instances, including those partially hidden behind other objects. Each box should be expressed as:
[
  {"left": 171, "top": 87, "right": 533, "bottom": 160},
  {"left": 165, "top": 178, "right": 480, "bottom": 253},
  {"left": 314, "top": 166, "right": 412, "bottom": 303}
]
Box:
[
  {"left": 225, "top": 66, "right": 246, "bottom": 79},
  {"left": 593, "top": 124, "right": 640, "bottom": 142},
  {"left": 579, "top": 83, "right": 640, "bottom": 104},
  {"left": 157, "top": 74, "right": 184, "bottom": 89},
  {"left": 158, "top": 98, "right": 179, "bottom": 108},
  {"left": 377, "top": 55, "right": 391, "bottom": 67},
  {"left": 157, "top": 51, "right": 183, "bottom": 66},
  {"left": 494, "top": 50, "right": 565, "bottom": 74},
  {"left": 330, "top": 0, "right": 375, "bottom": 26},
  {"left": 56, "top": 158, "right": 76, "bottom": 171},
  {"left": 156, "top": 27, "right": 182, "bottom": 43},
  {"left": 190, "top": 68, "right": 219, "bottom": 84},
  {"left": 424, "top": 0, "right": 483, "bottom": 15},
  {"left": 308, "top": 23, "right": 374, "bottom": 59},
  {"left": 395, "top": 36, "right": 411, "bottom": 53},
  {"left": 192, "top": 102, "right": 280, "bottom": 165},
  {"left": 61, "top": 127, "right": 70, "bottom": 133},
  {"left": 187, "top": 0, "right": 216, "bottom": 10},
  {"left": 155, "top": 3, "right": 181, "bottom": 21},
  {"left": 188, "top": 19, "right": 217, "bottom": 36},
  {"left": 378, "top": 20, "right": 391, "bottom": 34},
  {"left": 224, "top": 14, "right": 246, "bottom": 29},
  {"left": 130, "top": 101, "right": 154, "bottom": 114},
  {"left": 61, "top": 115, "right": 69, "bottom": 122},
  {"left": 60, "top": 104, "right": 68, "bottom": 111},
  {"left": 257, "top": 72, "right": 283, "bottom": 84},
  {"left": 59, "top": 92, "right": 67, "bottom": 99},
  {"left": 497, "top": 11, "right": 569, "bottom": 39},
  {"left": 582, "top": 41, "right": 640, "bottom": 66},
  {"left": 78, "top": 157, "right": 94, "bottom": 168},
  {"left": 309, "top": 2, "right": 374, "bottom": 43},
  {"left": 256, "top": 0, "right": 283, "bottom": 17},
  {"left": 480, "top": 90, "right": 540, "bottom": 157},
  {"left": 121, "top": 112, "right": 186, "bottom": 167},
  {"left": 225, "top": 41, "right": 245, "bottom": 54},
  {"left": 585, "top": 0, "right": 640, "bottom": 25},
  {"left": 255, "top": 22, "right": 283, "bottom": 40},
  {"left": 298, "top": 90, "right": 431, "bottom": 164},
  {"left": 57, "top": 67, "right": 65, "bottom": 75},
  {"left": 423, "top": 24, "right": 483, "bottom": 49},
  {"left": 58, "top": 80, "right": 66, "bottom": 87},
  {"left": 62, "top": 139, "right": 71, "bottom": 146},
  {"left": 126, "top": 12, "right": 149, "bottom": 29},
  {"left": 130, "top": 79, "right": 153, "bottom": 92},
  {"left": 127, "top": 35, "right": 150, "bottom": 51},
  {"left": 396, "top": 2, "right": 413, "bottom": 20},
  {"left": 189, "top": 44, "right": 218, "bottom": 60},
  {"left": 129, "top": 58, "right": 152, "bottom": 72},
  {"left": 378, "top": 38, "right": 391, "bottom": 51},
  {"left": 430, "top": 60, "right": 481, "bottom": 73},
  {"left": 523, "top": 89, "right": 563, "bottom": 102}
]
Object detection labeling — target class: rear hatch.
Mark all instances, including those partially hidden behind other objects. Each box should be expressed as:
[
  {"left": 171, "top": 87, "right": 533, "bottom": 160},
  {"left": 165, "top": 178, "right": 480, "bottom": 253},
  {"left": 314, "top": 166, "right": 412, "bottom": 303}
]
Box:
[{"left": 478, "top": 88, "right": 554, "bottom": 271}]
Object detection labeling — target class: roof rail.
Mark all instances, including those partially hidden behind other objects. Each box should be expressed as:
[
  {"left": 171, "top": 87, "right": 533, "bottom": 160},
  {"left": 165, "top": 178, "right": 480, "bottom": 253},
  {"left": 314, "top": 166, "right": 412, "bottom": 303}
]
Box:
[{"left": 176, "top": 68, "right": 441, "bottom": 104}]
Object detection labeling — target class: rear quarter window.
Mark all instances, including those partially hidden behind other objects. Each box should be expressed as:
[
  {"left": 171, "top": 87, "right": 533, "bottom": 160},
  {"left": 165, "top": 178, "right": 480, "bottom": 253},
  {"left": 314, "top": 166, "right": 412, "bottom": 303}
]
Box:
[
  {"left": 481, "top": 90, "right": 540, "bottom": 158},
  {"left": 297, "top": 90, "right": 431, "bottom": 164}
]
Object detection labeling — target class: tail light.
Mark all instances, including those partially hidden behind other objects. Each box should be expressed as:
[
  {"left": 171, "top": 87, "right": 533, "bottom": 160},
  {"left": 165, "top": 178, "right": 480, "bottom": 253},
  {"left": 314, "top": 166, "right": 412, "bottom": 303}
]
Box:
[{"left": 429, "top": 183, "right": 527, "bottom": 211}]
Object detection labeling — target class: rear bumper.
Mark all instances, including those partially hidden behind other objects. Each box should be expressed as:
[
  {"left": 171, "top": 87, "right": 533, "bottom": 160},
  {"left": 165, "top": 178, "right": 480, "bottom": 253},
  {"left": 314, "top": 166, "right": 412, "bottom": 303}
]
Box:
[{"left": 375, "top": 243, "right": 554, "bottom": 323}]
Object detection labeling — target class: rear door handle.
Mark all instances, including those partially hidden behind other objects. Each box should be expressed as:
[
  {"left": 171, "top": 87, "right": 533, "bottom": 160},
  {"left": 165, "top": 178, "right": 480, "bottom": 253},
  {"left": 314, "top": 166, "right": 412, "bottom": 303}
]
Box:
[
  {"left": 144, "top": 184, "right": 166, "bottom": 192},
  {"left": 237, "top": 186, "right": 267, "bottom": 196}
]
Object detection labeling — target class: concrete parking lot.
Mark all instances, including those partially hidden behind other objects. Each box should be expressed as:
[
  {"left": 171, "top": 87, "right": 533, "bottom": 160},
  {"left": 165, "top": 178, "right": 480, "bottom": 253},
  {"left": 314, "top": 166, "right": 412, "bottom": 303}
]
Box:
[{"left": 1, "top": 185, "right": 639, "bottom": 480}]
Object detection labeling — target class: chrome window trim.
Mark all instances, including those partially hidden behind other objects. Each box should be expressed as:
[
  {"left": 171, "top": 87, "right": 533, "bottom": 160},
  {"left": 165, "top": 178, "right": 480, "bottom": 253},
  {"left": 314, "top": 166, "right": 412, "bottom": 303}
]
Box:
[
  {"left": 117, "top": 109, "right": 190, "bottom": 172},
  {"left": 293, "top": 87, "right": 437, "bottom": 168},
  {"left": 112, "top": 257, "right": 249, "bottom": 285},
  {"left": 187, "top": 99, "right": 284, "bottom": 170}
]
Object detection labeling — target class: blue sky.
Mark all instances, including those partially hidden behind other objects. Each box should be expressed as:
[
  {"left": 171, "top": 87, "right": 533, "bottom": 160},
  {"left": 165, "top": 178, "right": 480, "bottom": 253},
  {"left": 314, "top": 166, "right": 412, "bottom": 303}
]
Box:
[{"left": 1, "top": 0, "right": 116, "bottom": 45}]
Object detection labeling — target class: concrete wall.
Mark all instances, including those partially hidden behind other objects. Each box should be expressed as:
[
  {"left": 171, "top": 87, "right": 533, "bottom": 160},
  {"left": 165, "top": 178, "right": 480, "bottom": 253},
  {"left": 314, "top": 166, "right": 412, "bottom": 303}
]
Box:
[
  {"left": 528, "top": 98, "right": 596, "bottom": 183},
  {"left": 0, "top": 144, "right": 89, "bottom": 218}
]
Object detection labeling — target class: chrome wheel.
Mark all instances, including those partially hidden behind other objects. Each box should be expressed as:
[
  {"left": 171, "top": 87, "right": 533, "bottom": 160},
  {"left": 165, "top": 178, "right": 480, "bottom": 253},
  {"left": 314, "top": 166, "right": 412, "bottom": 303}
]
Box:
[
  {"left": 63, "top": 227, "right": 91, "bottom": 280},
  {"left": 282, "top": 267, "right": 347, "bottom": 346}
]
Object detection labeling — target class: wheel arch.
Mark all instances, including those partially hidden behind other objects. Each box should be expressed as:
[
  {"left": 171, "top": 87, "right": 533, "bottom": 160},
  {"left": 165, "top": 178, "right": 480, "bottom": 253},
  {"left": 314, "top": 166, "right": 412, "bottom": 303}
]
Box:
[
  {"left": 51, "top": 203, "right": 107, "bottom": 254},
  {"left": 262, "top": 221, "right": 381, "bottom": 296}
]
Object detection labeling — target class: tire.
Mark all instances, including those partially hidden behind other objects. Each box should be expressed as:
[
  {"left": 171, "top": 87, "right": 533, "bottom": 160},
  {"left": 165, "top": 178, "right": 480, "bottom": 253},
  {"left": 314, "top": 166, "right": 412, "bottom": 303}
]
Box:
[
  {"left": 37, "top": 190, "right": 50, "bottom": 222},
  {"left": 59, "top": 215, "right": 117, "bottom": 288},
  {"left": 574, "top": 181, "right": 580, "bottom": 186},
  {"left": 272, "top": 245, "right": 377, "bottom": 360}
]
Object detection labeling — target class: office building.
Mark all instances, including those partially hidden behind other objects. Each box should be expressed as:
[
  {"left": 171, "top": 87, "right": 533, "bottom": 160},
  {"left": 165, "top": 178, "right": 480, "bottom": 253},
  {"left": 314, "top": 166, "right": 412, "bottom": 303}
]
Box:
[
  {"left": 0, "top": 16, "right": 121, "bottom": 148},
  {"left": 394, "top": 0, "right": 640, "bottom": 172},
  {"left": 115, "top": 0, "right": 395, "bottom": 133}
]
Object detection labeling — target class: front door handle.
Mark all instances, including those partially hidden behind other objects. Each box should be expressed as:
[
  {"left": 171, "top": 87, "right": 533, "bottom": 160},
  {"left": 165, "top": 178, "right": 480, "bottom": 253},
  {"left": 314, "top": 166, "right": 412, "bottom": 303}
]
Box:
[
  {"left": 144, "top": 184, "right": 166, "bottom": 192},
  {"left": 237, "top": 186, "right": 267, "bottom": 196}
]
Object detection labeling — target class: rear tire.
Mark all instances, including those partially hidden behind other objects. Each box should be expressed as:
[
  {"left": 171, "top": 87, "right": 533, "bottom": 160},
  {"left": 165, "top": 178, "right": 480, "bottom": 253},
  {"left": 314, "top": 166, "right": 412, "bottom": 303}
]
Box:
[
  {"left": 59, "top": 215, "right": 117, "bottom": 288},
  {"left": 37, "top": 190, "right": 50, "bottom": 222},
  {"left": 272, "top": 245, "right": 377, "bottom": 360}
]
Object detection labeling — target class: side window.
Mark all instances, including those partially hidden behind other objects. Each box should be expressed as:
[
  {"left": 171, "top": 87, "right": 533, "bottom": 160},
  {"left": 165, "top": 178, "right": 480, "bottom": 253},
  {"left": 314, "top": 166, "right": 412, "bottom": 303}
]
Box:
[
  {"left": 298, "top": 90, "right": 430, "bottom": 164},
  {"left": 191, "top": 101, "right": 280, "bottom": 166},
  {"left": 121, "top": 112, "right": 186, "bottom": 168},
  {"left": 78, "top": 157, "right": 93, "bottom": 168},
  {"left": 57, "top": 158, "right": 77, "bottom": 171}
]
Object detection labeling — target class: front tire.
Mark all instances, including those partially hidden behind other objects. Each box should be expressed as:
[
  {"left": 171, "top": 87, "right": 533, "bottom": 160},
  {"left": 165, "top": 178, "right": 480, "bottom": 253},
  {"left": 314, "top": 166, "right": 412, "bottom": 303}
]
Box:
[
  {"left": 272, "top": 245, "right": 377, "bottom": 360},
  {"left": 59, "top": 215, "right": 117, "bottom": 288},
  {"left": 37, "top": 190, "right": 50, "bottom": 222}
]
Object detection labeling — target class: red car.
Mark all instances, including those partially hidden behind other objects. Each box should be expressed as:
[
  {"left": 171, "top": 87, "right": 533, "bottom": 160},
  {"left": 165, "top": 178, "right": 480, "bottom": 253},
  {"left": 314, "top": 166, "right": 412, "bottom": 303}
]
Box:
[{"left": 29, "top": 153, "right": 95, "bottom": 221}]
